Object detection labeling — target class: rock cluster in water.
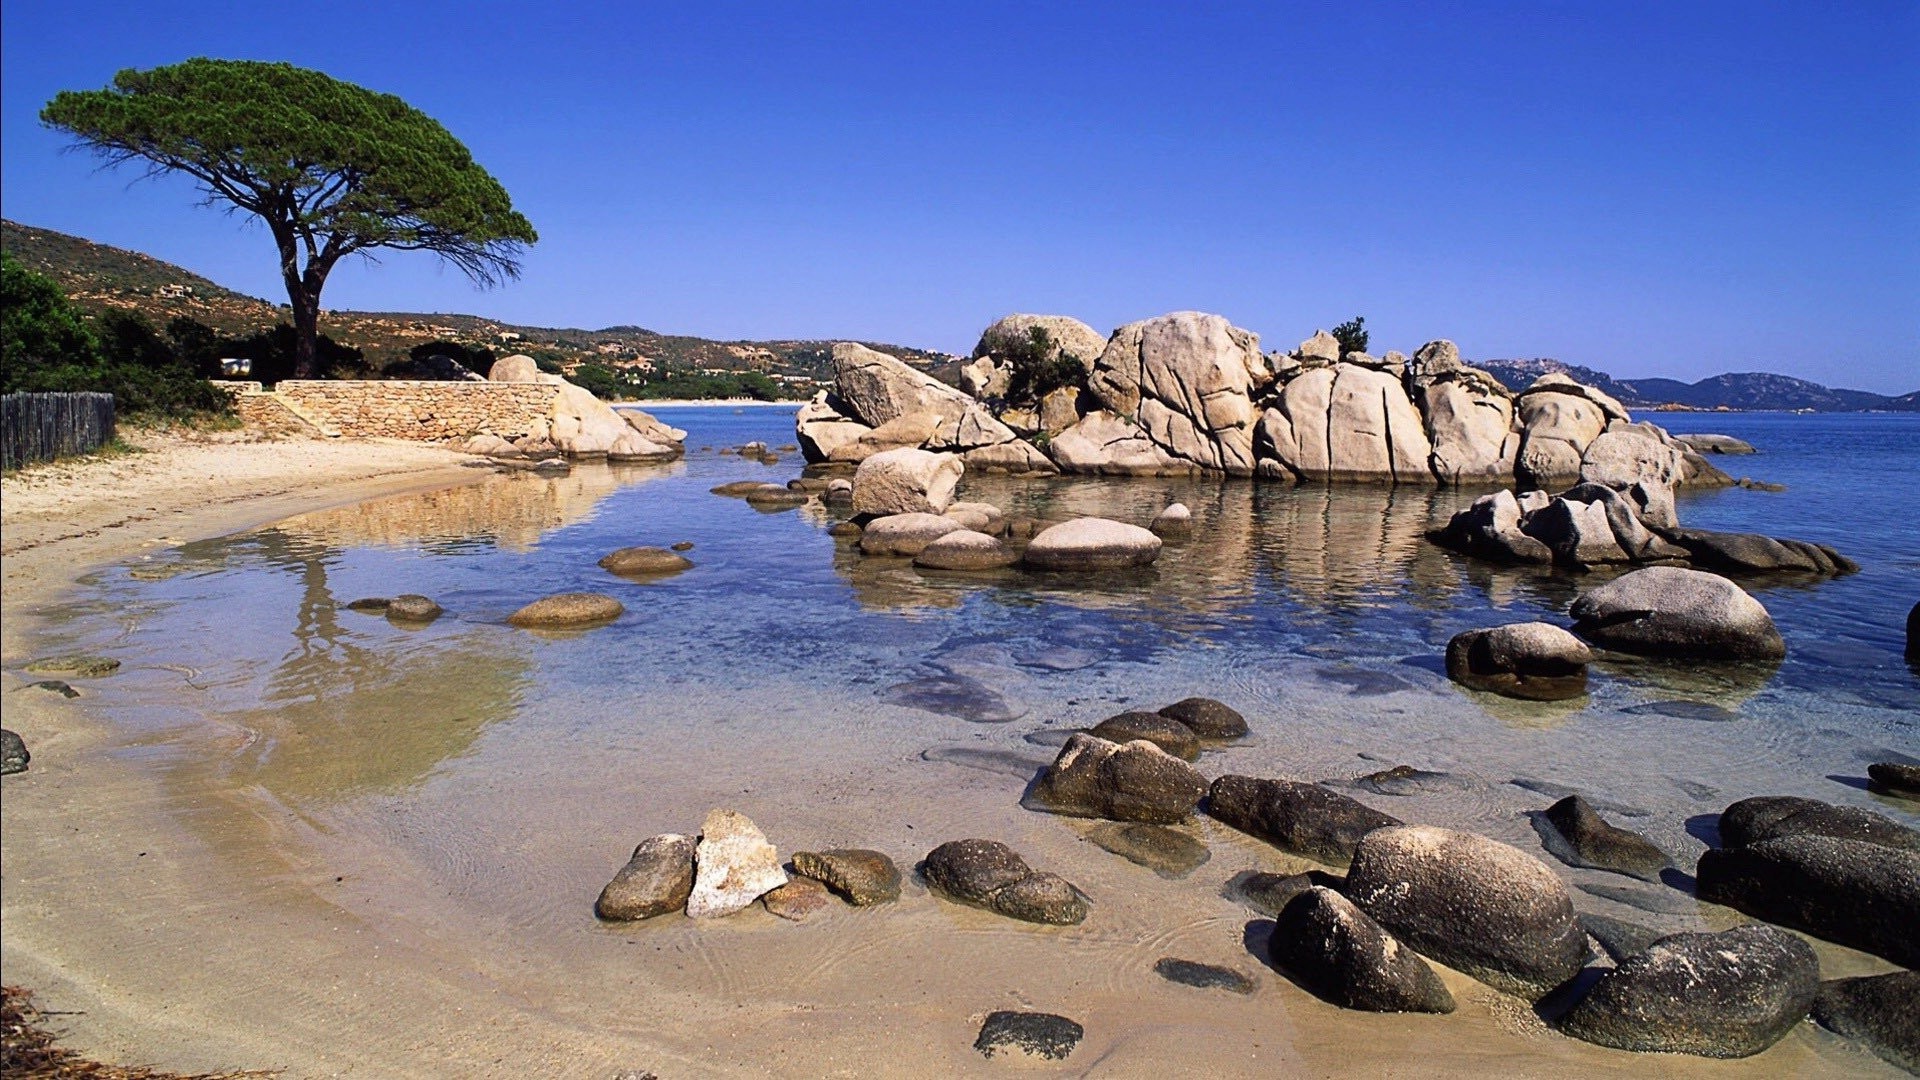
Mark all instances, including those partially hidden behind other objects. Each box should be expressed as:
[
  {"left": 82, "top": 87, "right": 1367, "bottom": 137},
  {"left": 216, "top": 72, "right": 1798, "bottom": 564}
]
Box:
[
  {"left": 458, "top": 357, "right": 687, "bottom": 462},
  {"left": 795, "top": 311, "right": 1736, "bottom": 489}
]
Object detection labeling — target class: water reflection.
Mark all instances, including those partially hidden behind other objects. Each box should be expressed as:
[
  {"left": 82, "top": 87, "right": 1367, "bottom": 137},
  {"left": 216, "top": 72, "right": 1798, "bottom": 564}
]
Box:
[{"left": 269, "top": 462, "right": 681, "bottom": 552}]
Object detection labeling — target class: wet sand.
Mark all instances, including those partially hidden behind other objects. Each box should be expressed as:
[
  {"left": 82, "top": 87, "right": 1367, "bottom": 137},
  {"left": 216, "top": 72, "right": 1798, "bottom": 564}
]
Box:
[{"left": 1, "top": 434, "right": 1905, "bottom": 1078}]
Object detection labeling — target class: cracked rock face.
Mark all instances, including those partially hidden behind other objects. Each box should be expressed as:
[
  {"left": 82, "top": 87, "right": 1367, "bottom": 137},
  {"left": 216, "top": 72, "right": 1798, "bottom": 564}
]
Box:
[
  {"left": 686, "top": 809, "right": 788, "bottom": 919},
  {"left": 1085, "top": 311, "right": 1270, "bottom": 476}
]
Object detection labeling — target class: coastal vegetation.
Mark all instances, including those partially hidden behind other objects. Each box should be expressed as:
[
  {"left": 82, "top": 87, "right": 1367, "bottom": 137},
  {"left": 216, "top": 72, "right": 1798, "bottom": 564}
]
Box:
[{"left": 42, "top": 59, "right": 537, "bottom": 378}]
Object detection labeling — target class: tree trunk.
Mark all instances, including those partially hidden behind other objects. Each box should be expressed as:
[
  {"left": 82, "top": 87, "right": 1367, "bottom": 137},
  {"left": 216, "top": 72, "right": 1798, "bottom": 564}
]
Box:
[{"left": 289, "top": 286, "right": 321, "bottom": 379}]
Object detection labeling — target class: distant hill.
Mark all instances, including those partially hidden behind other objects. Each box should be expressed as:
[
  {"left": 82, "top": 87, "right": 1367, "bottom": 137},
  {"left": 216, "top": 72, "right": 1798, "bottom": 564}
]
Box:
[
  {"left": 1481, "top": 357, "right": 1917, "bottom": 413},
  {"left": 0, "top": 219, "right": 956, "bottom": 386}
]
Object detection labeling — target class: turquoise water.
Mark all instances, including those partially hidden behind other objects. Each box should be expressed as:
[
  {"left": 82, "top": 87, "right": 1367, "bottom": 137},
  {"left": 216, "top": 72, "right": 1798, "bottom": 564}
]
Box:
[{"left": 20, "top": 404, "right": 1917, "bottom": 1074}]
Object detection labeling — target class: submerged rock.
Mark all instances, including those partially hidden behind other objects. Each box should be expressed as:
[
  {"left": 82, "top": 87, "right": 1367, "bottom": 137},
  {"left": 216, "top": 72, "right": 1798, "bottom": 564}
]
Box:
[
  {"left": 1534, "top": 795, "right": 1671, "bottom": 881},
  {"left": 1153, "top": 957, "right": 1256, "bottom": 994},
  {"left": 1156, "top": 697, "right": 1248, "bottom": 740},
  {"left": 686, "top": 809, "right": 788, "bottom": 919},
  {"left": 28, "top": 680, "right": 78, "bottom": 699},
  {"left": 880, "top": 673, "right": 1024, "bottom": 723},
  {"left": 1445, "top": 622, "right": 1591, "bottom": 700},
  {"left": 1150, "top": 503, "right": 1192, "bottom": 539},
  {"left": 1558, "top": 926, "right": 1818, "bottom": 1059},
  {"left": 346, "top": 597, "right": 392, "bottom": 612},
  {"left": 1085, "top": 821, "right": 1210, "bottom": 879},
  {"left": 1568, "top": 566, "right": 1785, "bottom": 662},
  {"left": 974, "top": 1010, "right": 1083, "bottom": 1062},
  {"left": 1811, "top": 972, "right": 1920, "bottom": 1074},
  {"left": 912, "top": 529, "right": 1016, "bottom": 571},
  {"left": 598, "top": 547, "right": 694, "bottom": 577},
  {"left": 1028, "top": 733, "right": 1208, "bottom": 823},
  {"left": 1207, "top": 775, "right": 1400, "bottom": 866},
  {"left": 792, "top": 849, "right": 901, "bottom": 905},
  {"left": 1269, "top": 887, "right": 1455, "bottom": 1014},
  {"left": 859, "top": 512, "right": 965, "bottom": 557},
  {"left": 595, "top": 833, "right": 696, "bottom": 921},
  {"left": 507, "top": 592, "right": 624, "bottom": 629},
  {"left": 1346, "top": 825, "right": 1589, "bottom": 1000},
  {"left": 1226, "top": 869, "right": 1347, "bottom": 917},
  {"left": 23, "top": 655, "right": 119, "bottom": 677}
]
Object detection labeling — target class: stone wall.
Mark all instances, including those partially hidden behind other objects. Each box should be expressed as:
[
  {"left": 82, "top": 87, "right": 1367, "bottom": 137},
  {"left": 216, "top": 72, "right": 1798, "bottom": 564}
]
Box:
[{"left": 272, "top": 380, "right": 559, "bottom": 441}]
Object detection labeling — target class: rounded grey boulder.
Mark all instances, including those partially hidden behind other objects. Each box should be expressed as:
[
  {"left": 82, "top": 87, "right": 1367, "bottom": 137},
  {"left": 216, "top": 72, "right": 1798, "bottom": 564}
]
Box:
[
  {"left": 1717, "top": 795, "right": 1919, "bottom": 852},
  {"left": 1207, "top": 775, "right": 1401, "bottom": 866},
  {"left": 598, "top": 546, "right": 694, "bottom": 577},
  {"left": 1022, "top": 518, "right": 1162, "bottom": 571},
  {"left": 1696, "top": 833, "right": 1920, "bottom": 969},
  {"left": 1558, "top": 925, "right": 1818, "bottom": 1058},
  {"left": 385, "top": 594, "right": 443, "bottom": 623},
  {"left": 507, "top": 592, "right": 624, "bottom": 629},
  {"left": 1569, "top": 566, "right": 1785, "bottom": 661},
  {"left": 921, "top": 839, "right": 1088, "bottom": 925},
  {"left": 1445, "top": 622, "right": 1591, "bottom": 700},
  {"left": 1346, "top": 825, "right": 1589, "bottom": 1000},
  {"left": 1535, "top": 795, "right": 1672, "bottom": 881},
  {"left": 859, "top": 512, "right": 964, "bottom": 556},
  {"left": 1268, "top": 886, "right": 1455, "bottom": 1014},
  {"left": 1027, "top": 733, "right": 1208, "bottom": 824},
  {"left": 1811, "top": 972, "right": 1919, "bottom": 1074},
  {"left": 912, "top": 529, "right": 1016, "bottom": 571}
]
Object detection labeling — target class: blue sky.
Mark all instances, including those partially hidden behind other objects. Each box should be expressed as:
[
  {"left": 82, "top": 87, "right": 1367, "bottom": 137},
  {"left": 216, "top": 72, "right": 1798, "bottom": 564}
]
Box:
[{"left": 3, "top": 2, "right": 1915, "bottom": 393}]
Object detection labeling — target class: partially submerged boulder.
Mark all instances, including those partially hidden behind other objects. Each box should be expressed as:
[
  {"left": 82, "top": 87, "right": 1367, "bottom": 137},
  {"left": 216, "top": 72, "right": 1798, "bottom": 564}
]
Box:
[
  {"left": 686, "top": 809, "right": 788, "bottom": 919},
  {"left": 1085, "top": 711, "right": 1200, "bottom": 761},
  {"left": 595, "top": 834, "right": 696, "bottom": 920},
  {"left": 598, "top": 547, "right": 694, "bottom": 578},
  {"left": 1445, "top": 622, "right": 1591, "bottom": 701},
  {"left": 922, "top": 839, "right": 1087, "bottom": 925},
  {"left": 1811, "top": 972, "right": 1920, "bottom": 1074},
  {"left": 1028, "top": 733, "right": 1208, "bottom": 824},
  {"left": 859, "top": 513, "right": 965, "bottom": 557},
  {"left": 1696, "top": 833, "right": 1920, "bottom": 968},
  {"left": 1207, "top": 775, "right": 1401, "bottom": 866},
  {"left": 1558, "top": 926, "right": 1818, "bottom": 1058},
  {"left": 507, "top": 592, "right": 624, "bottom": 629},
  {"left": 1717, "top": 795, "right": 1920, "bottom": 852},
  {"left": 851, "top": 447, "right": 964, "bottom": 516},
  {"left": 1023, "top": 518, "right": 1162, "bottom": 571},
  {"left": 1346, "top": 825, "right": 1589, "bottom": 1000},
  {"left": 792, "top": 848, "right": 901, "bottom": 905},
  {"left": 1569, "top": 566, "right": 1785, "bottom": 662},
  {"left": 1534, "top": 795, "right": 1671, "bottom": 881},
  {"left": 912, "top": 529, "right": 1016, "bottom": 571},
  {"left": 1157, "top": 697, "right": 1247, "bottom": 740}
]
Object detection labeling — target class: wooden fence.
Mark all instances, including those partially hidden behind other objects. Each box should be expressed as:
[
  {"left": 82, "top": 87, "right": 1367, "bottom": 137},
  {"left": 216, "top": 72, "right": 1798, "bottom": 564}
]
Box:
[{"left": 1, "top": 392, "right": 116, "bottom": 470}]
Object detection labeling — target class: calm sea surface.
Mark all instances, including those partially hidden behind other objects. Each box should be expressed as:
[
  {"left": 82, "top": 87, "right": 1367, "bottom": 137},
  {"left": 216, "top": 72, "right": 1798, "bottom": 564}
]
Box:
[{"left": 24, "top": 404, "right": 1918, "bottom": 1073}]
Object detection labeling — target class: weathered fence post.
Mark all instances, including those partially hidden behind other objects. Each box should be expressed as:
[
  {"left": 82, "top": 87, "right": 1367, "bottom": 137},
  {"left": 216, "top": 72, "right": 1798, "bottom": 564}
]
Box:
[{"left": 1, "top": 392, "right": 117, "bottom": 469}]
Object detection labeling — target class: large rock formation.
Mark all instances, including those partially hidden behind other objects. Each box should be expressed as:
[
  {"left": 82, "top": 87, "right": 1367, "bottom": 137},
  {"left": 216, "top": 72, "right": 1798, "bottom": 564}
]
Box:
[
  {"left": 794, "top": 314, "right": 1739, "bottom": 491},
  {"left": 796, "top": 343, "right": 1053, "bottom": 472},
  {"left": 489, "top": 354, "right": 684, "bottom": 460}
]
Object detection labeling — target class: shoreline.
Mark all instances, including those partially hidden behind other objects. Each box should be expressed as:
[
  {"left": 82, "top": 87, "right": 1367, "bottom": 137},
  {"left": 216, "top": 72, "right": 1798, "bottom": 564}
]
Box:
[{"left": 613, "top": 397, "right": 804, "bottom": 409}]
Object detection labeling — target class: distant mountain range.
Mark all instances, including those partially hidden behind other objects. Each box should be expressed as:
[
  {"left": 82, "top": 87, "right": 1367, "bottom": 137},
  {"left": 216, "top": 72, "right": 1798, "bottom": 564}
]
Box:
[{"left": 1479, "top": 358, "right": 1917, "bottom": 413}]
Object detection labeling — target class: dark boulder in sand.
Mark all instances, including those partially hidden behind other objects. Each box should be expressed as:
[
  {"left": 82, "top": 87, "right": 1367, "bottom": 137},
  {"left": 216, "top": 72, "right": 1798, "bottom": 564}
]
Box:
[
  {"left": 1154, "top": 958, "right": 1256, "bottom": 994},
  {"left": 922, "top": 839, "right": 1088, "bottom": 925},
  {"left": 1558, "top": 925, "right": 1817, "bottom": 1059},
  {"left": 1028, "top": 733, "right": 1207, "bottom": 824},
  {"left": 1569, "top": 566, "right": 1785, "bottom": 662},
  {"left": 1086, "top": 711, "right": 1200, "bottom": 761},
  {"left": 1, "top": 729, "right": 28, "bottom": 775},
  {"left": 974, "top": 1010, "right": 1082, "bottom": 1062},
  {"left": 595, "top": 833, "right": 696, "bottom": 920},
  {"left": 1811, "top": 972, "right": 1920, "bottom": 1074},
  {"left": 1868, "top": 762, "right": 1920, "bottom": 801},
  {"left": 1346, "top": 825, "right": 1589, "bottom": 1000},
  {"left": 1717, "top": 795, "right": 1919, "bottom": 852},
  {"left": 1207, "top": 775, "right": 1401, "bottom": 866},
  {"left": 1157, "top": 697, "right": 1248, "bottom": 740},
  {"left": 792, "top": 848, "right": 901, "bottom": 905},
  {"left": 598, "top": 546, "right": 694, "bottom": 577},
  {"left": 1445, "top": 622, "right": 1591, "bottom": 701},
  {"left": 1696, "top": 833, "right": 1920, "bottom": 968},
  {"left": 385, "top": 594, "right": 443, "bottom": 623},
  {"left": 1269, "top": 887, "right": 1455, "bottom": 1014},
  {"left": 1534, "top": 795, "right": 1671, "bottom": 881},
  {"left": 507, "top": 592, "right": 624, "bottom": 628}
]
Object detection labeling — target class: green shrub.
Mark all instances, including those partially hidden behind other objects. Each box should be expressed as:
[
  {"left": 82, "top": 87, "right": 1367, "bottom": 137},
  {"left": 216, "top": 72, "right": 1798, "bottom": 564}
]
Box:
[
  {"left": 1332, "top": 316, "right": 1369, "bottom": 354},
  {"left": 1001, "top": 326, "right": 1085, "bottom": 407},
  {"left": 1, "top": 255, "right": 231, "bottom": 419}
]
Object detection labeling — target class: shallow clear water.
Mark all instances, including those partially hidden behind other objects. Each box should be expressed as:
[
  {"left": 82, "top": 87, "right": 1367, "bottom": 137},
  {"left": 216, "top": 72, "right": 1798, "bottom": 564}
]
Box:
[{"left": 24, "top": 405, "right": 1919, "bottom": 1074}]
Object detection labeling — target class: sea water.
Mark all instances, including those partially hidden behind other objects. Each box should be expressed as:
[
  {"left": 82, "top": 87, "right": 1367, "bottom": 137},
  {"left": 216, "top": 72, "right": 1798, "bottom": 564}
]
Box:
[{"left": 21, "top": 405, "right": 1918, "bottom": 1074}]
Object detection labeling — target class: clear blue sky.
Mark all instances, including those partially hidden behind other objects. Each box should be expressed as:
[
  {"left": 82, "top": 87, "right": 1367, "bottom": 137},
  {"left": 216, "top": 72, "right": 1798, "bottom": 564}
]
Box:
[{"left": 3, "top": 2, "right": 1916, "bottom": 393}]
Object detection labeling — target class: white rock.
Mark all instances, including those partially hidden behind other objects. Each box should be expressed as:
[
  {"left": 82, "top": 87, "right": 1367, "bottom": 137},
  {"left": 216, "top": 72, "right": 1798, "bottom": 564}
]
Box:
[
  {"left": 1024, "top": 517, "right": 1163, "bottom": 570},
  {"left": 851, "top": 447, "right": 964, "bottom": 516},
  {"left": 685, "top": 808, "right": 788, "bottom": 919}
]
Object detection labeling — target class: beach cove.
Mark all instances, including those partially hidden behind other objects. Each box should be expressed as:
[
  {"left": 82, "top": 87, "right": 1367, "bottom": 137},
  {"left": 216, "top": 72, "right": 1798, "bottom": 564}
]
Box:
[{"left": 2, "top": 405, "right": 1915, "bottom": 1077}]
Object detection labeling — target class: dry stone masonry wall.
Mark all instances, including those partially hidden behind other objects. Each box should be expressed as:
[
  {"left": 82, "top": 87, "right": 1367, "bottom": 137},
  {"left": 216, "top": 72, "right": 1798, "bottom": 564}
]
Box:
[{"left": 273, "top": 380, "right": 560, "bottom": 441}]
